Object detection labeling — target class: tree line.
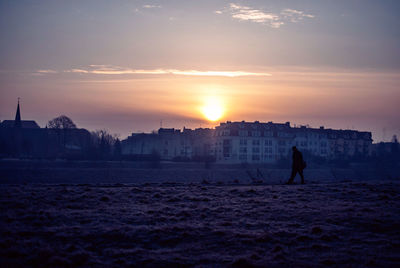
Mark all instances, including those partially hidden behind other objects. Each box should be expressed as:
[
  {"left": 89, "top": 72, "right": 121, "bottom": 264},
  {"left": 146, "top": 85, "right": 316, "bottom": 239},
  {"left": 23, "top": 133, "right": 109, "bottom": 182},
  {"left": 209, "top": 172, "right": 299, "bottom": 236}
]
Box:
[{"left": 47, "top": 115, "right": 122, "bottom": 160}]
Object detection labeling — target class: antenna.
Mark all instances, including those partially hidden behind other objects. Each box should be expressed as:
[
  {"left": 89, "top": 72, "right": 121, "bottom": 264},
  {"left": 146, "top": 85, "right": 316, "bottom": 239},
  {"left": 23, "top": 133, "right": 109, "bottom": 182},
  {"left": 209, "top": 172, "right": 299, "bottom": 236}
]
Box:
[{"left": 160, "top": 119, "right": 163, "bottom": 128}]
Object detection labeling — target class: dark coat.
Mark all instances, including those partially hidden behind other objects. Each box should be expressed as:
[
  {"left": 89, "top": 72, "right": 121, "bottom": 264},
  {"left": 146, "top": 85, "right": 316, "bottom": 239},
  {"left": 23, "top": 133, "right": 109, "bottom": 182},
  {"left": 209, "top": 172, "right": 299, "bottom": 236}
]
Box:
[{"left": 292, "top": 149, "right": 304, "bottom": 170}]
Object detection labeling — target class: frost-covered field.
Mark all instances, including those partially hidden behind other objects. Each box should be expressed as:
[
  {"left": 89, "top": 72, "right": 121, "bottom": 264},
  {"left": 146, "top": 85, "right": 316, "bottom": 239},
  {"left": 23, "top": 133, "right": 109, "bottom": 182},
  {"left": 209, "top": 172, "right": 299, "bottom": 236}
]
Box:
[{"left": 1, "top": 181, "right": 399, "bottom": 267}]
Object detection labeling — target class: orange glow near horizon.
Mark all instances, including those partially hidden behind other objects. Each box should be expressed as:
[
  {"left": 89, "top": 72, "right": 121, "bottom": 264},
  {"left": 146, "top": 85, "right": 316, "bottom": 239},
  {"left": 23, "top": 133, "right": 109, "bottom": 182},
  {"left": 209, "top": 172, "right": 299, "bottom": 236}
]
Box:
[{"left": 7, "top": 68, "right": 399, "bottom": 141}]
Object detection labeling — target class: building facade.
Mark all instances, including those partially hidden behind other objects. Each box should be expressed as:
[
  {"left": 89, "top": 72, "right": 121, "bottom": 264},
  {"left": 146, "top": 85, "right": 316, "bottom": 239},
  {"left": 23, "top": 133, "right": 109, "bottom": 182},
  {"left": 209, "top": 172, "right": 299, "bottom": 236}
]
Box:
[
  {"left": 121, "top": 121, "right": 372, "bottom": 164},
  {"left": 121, "top": 128, "right": 215, "bottom": 161},
  {"left": 214, "top": 121, "right": 372, "bottom": 164},
  {"left": 214, "top": 121, "right": 291, "bottom": 163}
]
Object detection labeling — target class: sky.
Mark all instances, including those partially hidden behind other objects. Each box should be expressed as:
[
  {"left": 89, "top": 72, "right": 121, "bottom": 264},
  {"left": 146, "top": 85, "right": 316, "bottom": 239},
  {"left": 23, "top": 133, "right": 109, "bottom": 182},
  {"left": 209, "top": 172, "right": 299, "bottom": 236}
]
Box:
[{"left": 0, "top": 0, "right": 399, "bottom": 141}]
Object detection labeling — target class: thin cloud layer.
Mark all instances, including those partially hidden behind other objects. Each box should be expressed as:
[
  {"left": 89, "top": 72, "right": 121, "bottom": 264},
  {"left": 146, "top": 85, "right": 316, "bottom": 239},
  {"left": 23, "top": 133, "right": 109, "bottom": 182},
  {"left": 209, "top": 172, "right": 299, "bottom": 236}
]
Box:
[
  {"left": 62, "top": 65, "right": 271, "bottom": 77},
  {"left": 36, "top": 69, "right": 57, "bottom": 74},
  {"left": 142, "top": 5, "right": 162, "bottom": 9},
  {"left": 224, "top": 3, "right": 314, "bottom": 28},
  {"left": 229, "top": 3, "right": 283, "bottom": 28},
  {"left": 281, "top": 8, "right": 315, "bottom": 22}
]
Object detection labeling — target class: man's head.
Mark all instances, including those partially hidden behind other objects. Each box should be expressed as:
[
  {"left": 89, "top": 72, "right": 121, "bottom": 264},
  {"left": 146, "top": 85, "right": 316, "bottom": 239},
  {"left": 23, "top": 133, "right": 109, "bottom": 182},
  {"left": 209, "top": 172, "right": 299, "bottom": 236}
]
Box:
[{"left": 292, "top": 146, "right": 297, "bottom": 151}]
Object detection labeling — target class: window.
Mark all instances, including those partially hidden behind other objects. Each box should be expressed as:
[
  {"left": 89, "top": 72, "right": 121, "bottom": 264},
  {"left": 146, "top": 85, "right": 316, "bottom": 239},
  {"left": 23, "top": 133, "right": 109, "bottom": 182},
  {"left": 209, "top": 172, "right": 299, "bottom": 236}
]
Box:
[
  {"left": 240, "top": 147, "right": 247, "bottom": 153},
  {"left": 240, "top": 139, "right": 247, "bottom": 146},
  {"left": 252, "top": 147, "right": 260, "bottom": 153},
  {"left": 239, "top": 154, "right": 247, "bottom": 160},
  {"left": 223, "top": 150, "right": 230, "bottom": 158},
  {"left": 264, "top": 131, "right": 273, "bottom": 137},
  {"left": 223, "top": 139, "right": 231, "bottom": 146},
  {"left": 252, "top": 140, "right": 260, "bottom": 146},
  {"left": 264, "top": 147, "right": 272, "bottom": 153},
  {"left": 239, "top": 130, "right": 248, "bottom": 137},
  {"left": 252, "top": 155, "right": 260, "bottom": 161},
  {"left": 223, "top": 139, "right": 231, "bottom": 157}
]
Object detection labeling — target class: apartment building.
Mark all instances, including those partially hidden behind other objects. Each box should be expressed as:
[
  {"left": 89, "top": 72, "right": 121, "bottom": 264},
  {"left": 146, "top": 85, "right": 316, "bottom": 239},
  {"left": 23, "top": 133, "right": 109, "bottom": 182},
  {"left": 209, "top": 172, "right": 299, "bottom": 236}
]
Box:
[
  {"left": 121, "top": 127, "right": 215, "bottom": 160},
  {"left": 214, "top": 121, "right": 293, "bottom": 163},
  {"left": 214, "top": 121, "right": 372, "bottom": 164},
  {"left": 121, "top": 121, "right": 372, "bottom": 164}
]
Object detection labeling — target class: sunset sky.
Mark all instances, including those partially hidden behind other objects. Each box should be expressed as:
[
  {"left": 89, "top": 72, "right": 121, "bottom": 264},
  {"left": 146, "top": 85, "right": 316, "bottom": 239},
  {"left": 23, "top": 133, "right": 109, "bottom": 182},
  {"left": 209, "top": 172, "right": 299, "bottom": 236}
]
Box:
[{"left": 1, "top": 0, "right": 399, "bottom": 141}]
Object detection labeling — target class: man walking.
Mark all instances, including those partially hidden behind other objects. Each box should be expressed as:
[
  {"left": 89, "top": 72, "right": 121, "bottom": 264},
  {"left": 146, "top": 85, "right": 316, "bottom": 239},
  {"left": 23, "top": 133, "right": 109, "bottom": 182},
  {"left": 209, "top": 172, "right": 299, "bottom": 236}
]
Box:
[{"left": 286, "top": 146, "right": 306, "bottom": 184}]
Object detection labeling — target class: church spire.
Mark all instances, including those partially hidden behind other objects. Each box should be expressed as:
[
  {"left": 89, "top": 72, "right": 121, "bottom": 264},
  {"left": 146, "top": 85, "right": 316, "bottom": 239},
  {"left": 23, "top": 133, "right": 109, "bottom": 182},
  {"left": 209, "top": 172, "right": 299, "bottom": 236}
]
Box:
[{"left": 14, "top": 98, "right": 21, "bottom": 128}]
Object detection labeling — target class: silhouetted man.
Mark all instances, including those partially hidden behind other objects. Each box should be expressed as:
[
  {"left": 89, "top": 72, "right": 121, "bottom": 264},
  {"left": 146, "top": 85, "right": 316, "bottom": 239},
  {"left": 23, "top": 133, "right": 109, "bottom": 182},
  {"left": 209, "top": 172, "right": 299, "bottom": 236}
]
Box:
[{"left": 286, "top": 146, "right": 305, "bottom": 184}]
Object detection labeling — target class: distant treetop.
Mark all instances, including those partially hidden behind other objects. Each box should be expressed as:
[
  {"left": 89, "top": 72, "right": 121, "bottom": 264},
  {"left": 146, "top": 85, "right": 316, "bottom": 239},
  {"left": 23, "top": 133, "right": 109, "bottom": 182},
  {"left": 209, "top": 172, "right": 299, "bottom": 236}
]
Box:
[{"left": 48, "top": 115, "right": 77, "bottom": 129}]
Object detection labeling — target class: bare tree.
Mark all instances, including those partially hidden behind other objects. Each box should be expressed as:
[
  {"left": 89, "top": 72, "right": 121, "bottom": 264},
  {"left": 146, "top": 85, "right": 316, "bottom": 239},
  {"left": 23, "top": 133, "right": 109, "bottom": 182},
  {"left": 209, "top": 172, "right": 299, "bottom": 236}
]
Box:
[
  {"left": 90, "top": 129, "right": 119, "bottom": 159},
  {"left": 48, "top": 115, "right": 77, "bottom": 129},
  {"left": 91, "top": 130, "right": 118, "bottom": 145}
]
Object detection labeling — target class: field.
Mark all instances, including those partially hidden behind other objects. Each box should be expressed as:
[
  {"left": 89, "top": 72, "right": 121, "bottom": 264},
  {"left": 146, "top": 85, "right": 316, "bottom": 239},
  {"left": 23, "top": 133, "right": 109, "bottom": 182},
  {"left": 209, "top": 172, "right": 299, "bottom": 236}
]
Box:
[{"left": 1, "top": 180, "right": 399, "bottom": 267}]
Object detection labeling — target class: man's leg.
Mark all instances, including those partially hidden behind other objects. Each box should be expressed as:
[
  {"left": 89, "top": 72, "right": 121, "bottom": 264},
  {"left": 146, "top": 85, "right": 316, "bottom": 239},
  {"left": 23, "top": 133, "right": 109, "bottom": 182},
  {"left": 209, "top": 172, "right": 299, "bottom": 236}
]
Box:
[
  {"left": 299, "top": 169, "right": 305, "bottom": 184},
  {"left": 287, "top": 168, "right": 297, "bottom": 184}
]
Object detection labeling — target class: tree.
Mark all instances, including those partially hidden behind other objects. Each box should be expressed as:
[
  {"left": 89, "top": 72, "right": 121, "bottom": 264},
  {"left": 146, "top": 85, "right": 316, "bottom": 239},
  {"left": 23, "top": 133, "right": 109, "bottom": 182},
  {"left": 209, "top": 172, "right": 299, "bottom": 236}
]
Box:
[
  {"left": 90, "top": 129, "right": 119, "bottom": 160},
  {"left": 47, "top": 115, "right": 76, "bottom": 157},
  {"left": 48, "top": 115, "right": 77, "bottom": 129}
]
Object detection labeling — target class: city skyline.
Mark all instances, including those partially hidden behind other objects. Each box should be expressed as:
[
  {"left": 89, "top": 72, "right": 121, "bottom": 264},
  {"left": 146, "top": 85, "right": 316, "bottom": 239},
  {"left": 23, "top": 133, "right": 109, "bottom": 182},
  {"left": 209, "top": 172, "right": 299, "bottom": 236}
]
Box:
[{"left": 1, "top": 1, "right": 399, "bottom": 141}]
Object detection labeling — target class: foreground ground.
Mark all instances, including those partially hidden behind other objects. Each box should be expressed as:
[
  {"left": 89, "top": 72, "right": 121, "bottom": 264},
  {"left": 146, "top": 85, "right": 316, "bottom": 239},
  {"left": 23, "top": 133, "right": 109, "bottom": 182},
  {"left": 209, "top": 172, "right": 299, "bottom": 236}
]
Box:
[{"left": 0, "top": 181, "right": 399, "bottom": 267}]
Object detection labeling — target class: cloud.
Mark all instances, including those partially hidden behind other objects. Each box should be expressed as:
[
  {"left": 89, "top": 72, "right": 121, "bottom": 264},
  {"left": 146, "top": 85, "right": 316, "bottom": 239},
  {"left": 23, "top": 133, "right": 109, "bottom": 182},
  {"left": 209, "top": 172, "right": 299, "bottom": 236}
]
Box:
[
  {"left": 281, "top": 8, "right": 315, "bottom": 23},
  {"left": 67, "top": 68, "right": 89, "bottom": 74},
  {"left": 229, "top": 3, "right": 282, "bottom": 28},
  {"left": 63, "top": 65, "right": 271, "bottom": 77},
  {"left": 227, "top": 3, "right": 314, "bottom": 28},
  {"left": 142, "top": 5, "right": 162, "bottom": 9},
  {"left": 170, "top": 70, "right": 270, "bottom": 77},
  {"left": 31, "top": 69, "right": 58, "bottom": 76},
  {"left": 134, "top": 4, "right": 161, "bottom": 13},
  {"left": 37, "top": 69, "right": 58, "bottom": 74}
]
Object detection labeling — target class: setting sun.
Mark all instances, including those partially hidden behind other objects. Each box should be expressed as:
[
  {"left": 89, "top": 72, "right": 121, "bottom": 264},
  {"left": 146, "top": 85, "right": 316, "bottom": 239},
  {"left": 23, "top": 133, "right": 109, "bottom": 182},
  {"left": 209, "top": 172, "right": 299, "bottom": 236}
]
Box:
[{"left": 201, "top": 97, "right": 224, "bottom": 122}]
